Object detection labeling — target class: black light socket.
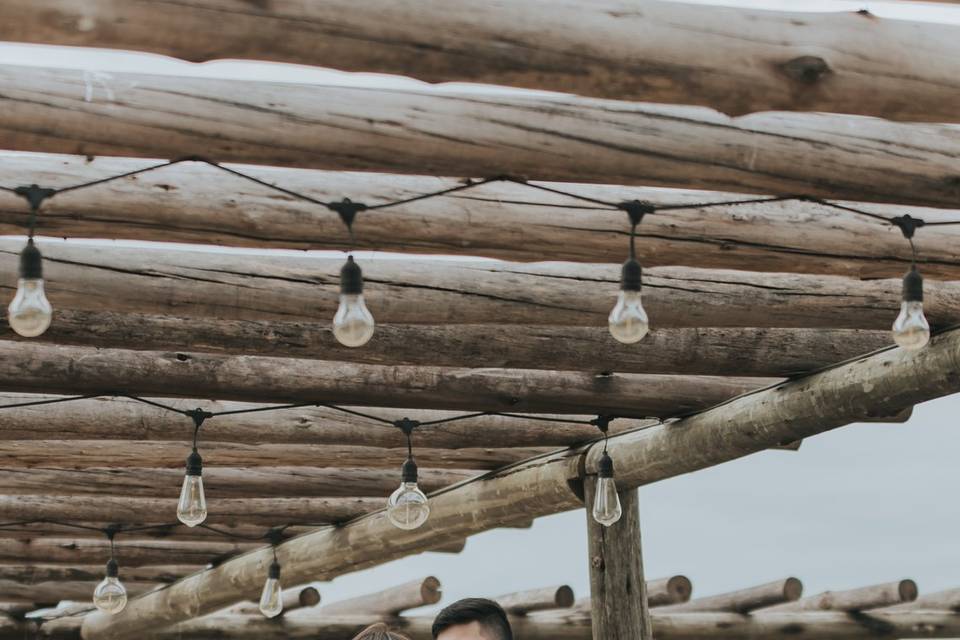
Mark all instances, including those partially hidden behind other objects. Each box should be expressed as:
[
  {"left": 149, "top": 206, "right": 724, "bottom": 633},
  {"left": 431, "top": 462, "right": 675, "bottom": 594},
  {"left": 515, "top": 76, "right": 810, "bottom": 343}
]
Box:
[
  {"left": 268, "top": 560, "right": 281, "bottom": 580},
  {"left": 105, "top": 558, "right": 119, "bottom": 578},
  {"left": 401, "top": 457, "right": 419, "bottom": 484},
  {"left": 903, "top": 267, "right": 923, "bottom": 303},
  {"left": 19, "top": 239, "right": 42, "bottom": 280},
  {"left": 597, "top": 452, "right": 615, "bottom": 479},
  {"left": 185, "top": 449, "right": 203, "bottom": 476},
  {"left": 340, "top": 256, "right": 363, "bottom": 295},
  {"left": 620, "top": 257, "right": 642, "bottom": 292}
]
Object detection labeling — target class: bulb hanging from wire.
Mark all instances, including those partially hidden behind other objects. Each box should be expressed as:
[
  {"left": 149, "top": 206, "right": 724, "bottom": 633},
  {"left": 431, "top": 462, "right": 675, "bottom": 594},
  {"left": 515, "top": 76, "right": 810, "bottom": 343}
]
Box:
[
  {"left": 609, "top": 203, "right": 651, "bottom": 344},
  {"left": 177, "top": 411, "right": 208, "bottom": 527},
  {"left": 333, "top": 255, "right": 375, "bottom": 347},
  {"left": 8, "top": 238, "right": 52, "bottom": 338},
  {"left": 592, "top": 451, "right": 622, "bottom": 527},
  {"left": 93, "top": 558, "right": 127, "bottom": 615},
  {"left": 892, "top": 266, "right": 930, "bottom": 351},
  {"left": 259, "top": 559, "right": 283, "bottom": 618},
  {"left": 387, "top": 420, "right": 430, "bottom": 530}
]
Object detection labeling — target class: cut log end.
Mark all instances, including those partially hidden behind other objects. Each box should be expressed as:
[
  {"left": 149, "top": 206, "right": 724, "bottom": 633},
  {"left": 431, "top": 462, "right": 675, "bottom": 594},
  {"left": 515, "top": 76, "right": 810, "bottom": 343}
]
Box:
[
  {"left": 784, "top": 577, "right": 804, "bottom": 602},
  {"left": 667, "top": 576, "right": 693, "bottom": 603},
  {"left": 420, "top": 576, "right": 442, "bottom": 606},
  {"left": 900, "top": 579, "right": 919, "bottom": 603}
]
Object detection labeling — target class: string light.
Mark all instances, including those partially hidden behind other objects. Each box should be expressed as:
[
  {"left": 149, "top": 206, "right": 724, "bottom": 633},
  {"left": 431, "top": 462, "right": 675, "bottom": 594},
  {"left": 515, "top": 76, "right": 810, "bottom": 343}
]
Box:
[
  {"left": 92, "top": 528, "right": 127, "bottom": 615},
  {"left": 8, "top": 185, "right": 54, "bottom": 338},
  {"left": 608, "top": 201, "right": 654, "bottom": 344},
  {"left": 387, "top": 418, "right": 430, "bottom": 530},
  {"left": 891, "top": 215, "right": 930, "bottom": 351},
  {"left": 333, "top": 255, "right": 375, "bottom": 348},
  {"left": 177, "top": 409, "right": 210, "bottom": 527},
  {"left": 590, "top": 416, "right": 622, "bottom": 527},
  {"left": 259, "top": 535, "right": 284, "bottom": 618}
]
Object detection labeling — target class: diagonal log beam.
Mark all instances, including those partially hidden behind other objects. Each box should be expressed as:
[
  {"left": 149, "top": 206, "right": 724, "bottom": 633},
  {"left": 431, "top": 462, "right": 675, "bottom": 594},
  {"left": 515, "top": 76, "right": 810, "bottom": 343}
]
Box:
[
  {"left": 8, "top": 310, "right": 896, "bottom": 378},
  {"left": 79, "top": 330, "right": 960, "bottom": 640},
  {"left": 1, "top": 2, "right": 959, "bottom": 122},
  {"left": 3, "top": 65, "right": 960, "bottom": 207},
  {"left": 0, "top": 341, "right": 770, "bottom": 417},
  {"left": 2, "top": 156, "right": 959, "bottom": 278},
  {"left": 3, "top": 241, "right": 958, "bottom": 330}
]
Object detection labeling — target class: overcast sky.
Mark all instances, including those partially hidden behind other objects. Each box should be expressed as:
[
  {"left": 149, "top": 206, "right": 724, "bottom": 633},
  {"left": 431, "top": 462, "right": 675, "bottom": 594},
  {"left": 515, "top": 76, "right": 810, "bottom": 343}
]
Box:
[{"left": 1, "top": 0, "right": 958, "bottom": 613}]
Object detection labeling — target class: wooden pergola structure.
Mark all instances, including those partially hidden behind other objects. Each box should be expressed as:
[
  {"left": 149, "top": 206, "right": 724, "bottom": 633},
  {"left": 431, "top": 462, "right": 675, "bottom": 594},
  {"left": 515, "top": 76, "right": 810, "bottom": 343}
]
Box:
[{"left": 0, "top": 1, "right": 958, "bottom": 639}]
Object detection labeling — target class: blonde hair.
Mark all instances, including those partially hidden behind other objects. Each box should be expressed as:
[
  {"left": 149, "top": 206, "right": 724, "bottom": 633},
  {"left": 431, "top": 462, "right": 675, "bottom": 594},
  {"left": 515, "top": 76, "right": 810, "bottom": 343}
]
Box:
[{"left": 351, "top": 623, "right": 412, "bottom": 640}]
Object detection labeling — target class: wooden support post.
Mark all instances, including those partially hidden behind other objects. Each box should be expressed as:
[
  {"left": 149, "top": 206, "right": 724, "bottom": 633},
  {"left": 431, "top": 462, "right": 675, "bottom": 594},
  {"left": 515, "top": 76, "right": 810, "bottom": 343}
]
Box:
[{"left": 584, "top": 483, "right": 651, "bottom": 640}]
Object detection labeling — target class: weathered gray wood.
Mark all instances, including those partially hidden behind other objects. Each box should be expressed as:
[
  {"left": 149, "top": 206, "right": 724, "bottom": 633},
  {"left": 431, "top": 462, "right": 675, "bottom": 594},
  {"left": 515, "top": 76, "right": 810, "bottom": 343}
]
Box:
[
  {"left": 659, "top": 579, "right": 803, "bottom": 613},
  {"left": 0, "top": 565, "right": 198, "bottom": 585},
  {"left": 0, "top": 538, "right": 255, "bottom": 567},
  {"left": 0, "top": 467, "right": 471, "bottom": 498},
  {"left": 0, "top": 495, "right": 383, "bottom": 527},
  {"left": 881, "top": 587, "right": 960, "bottom": 612},
  {"left": 231, "top": 586, "right": 321, "bottom": 616},
  {"left": 317, "top": 577, "right": 441, "bottom": 616},
  {"left": 761, "top": 580, "right": 916, "bottom": 612},
  {"left": 3, "top": 156, "right": 959, "bottom": 278},
  {"left": 8, "top": 310, "right": 896, "bottom": 378},
  {"left": 496, "top": 586, "right": 575, "bottom": 615},
  {"left": 79, "top": 330, "right": 960, "bottom": 640},
  {"left": 4, "top": 66, "right": 960, "bottom": 206},
  {"left": 0, "top": 440, "right": 540, "bottom": 471},
  {"left": 0, "top": 341, "right": 770, "bottom": 417},
  {"left": 5, "top": 241, "right": 959, "bottom": 331},
  {"left": 585, "top": 484, "right": 651, "bottom": 640},
  {"left": 2, "top": 2, "right": 958, "bottom": 122},
  {"left": 647, "top": 576, "right": 693, "bottom": 607},
  {"left": 0, "top": 580, "right": 162, "bottom": 605},
  {"left": 0, "top": 394, "right": 622, "bottom": 449}
]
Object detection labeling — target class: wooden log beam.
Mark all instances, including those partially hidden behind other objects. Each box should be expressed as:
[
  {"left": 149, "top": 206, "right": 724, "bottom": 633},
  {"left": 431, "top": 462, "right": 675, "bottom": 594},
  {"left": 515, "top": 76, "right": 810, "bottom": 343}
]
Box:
[
  {"left": 496, "top": 586, "right": 575, "bottom": 616},
  {"left": 0, "top": 467, "right": 472, "bottom": 499},
  {"left": 3, "top": 67, "right": 960, "bottom": 207},
  {"left": 0, "top": 341, "right": 770, "bottom": 417},
  {"left": 231, "top": 586, "right": 321, "bottom": 616},
  {"left": 883, "top": 587, "right": 960, "bottom": 612},
  {"left": 0, "top": 581, "right": 162, "bottom": 606},
  {"left": 0, "top": 538, "right": 254, "bottom": 568},
  {"left": 4, "top": 241, "right": 959, "bottom": 331},
  {"left": 0, "top": 394, "right": 619, "bottom": 449},
  {"left": 78, "top": 330, "right": 960, "bottom": 640},
  {"left": 0, "top": 566, "right": 197, "bottom": 585},
  {"left": 0, "top": 495, "right": 384, "bottom": 527},
  {"left": 3, "top": 156, "right": 959, "bottom": 279},
  {"left": 2, "top": 2, "right": 959, "bottom": 123},
  {"left": 9, "top": 310, "right": 896, "bottom": 378},
  {"left": 648, "top": 576, "right": 694, "bottom": 607},
  {"left": 0, "top": 440, "right": 537, "bottom": 471},
  {"left": 659, "top": 579, "right": 803, "bottom": 613},
  {"left": 763, "top": 580, "right": 917, "bottom": 612},
  {"left": 585, "top": 485, "right": 652, "bottom": 639},
  {"left": 317, "top": 577, "right": 442, "bottom": 616}
]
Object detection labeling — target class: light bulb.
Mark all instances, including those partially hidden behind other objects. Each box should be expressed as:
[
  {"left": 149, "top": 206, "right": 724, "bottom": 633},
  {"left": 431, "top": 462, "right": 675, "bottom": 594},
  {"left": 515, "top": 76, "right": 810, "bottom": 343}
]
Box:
[
  {"left": 8, "top": 239, "right": 52, "bottom": 338},
  {"left": 93, "top": 560, "right": 127, "bottom": 615},
  {"left": 177, "top": 450, "right": 207, "bottom": 527},
  {"left": 387, "top": 459, "right": 429, "bottom": 530},
  {"left": 609, "top": 257, "right": 648, "bottom": 344},
  {"left": 259, "top": 561, "right": 283, "bottom": 618},
  {"left": 892, "top": 267, "right": 929, "bottom": 351},
  {"left": 333, "top": 256, "right": 374, "bottom": 347},
  {"left": 592, "top": 452, "right": 622, "bottom": 527}
]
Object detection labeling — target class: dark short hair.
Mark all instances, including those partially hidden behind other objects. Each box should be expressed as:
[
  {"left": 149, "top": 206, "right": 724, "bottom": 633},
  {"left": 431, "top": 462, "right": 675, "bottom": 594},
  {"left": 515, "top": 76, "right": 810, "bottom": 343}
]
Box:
[{"left": 432, "top": 598, "right": 513, "bottom": 640}]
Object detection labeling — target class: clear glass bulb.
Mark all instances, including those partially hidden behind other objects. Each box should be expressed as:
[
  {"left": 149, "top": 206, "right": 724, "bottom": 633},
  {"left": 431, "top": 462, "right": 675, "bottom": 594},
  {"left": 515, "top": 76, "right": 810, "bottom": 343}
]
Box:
[
  {"left": 592, "top": 477, "right": 623, "bottom": 527},
  {"left": 333, "top": 293, "right": 375, "bottom": 347},
  {"left": 387, "top": 482, "right": 430, "bottom": 530},
  {"left": 177, "top": 474, "right": 207, "bottom": 527},
  {"left": 259, "top": 577, "right": 283, "bottom": 618},
  {"left": 8, "top": 278, "right": 52, "bottom": 337},
  {"left": 892, "top": 300, "right": 930, "bottom": 351},
  {"left": 608, "top": 290, "right": 649, "bottom": 344},
  {"left": 93, "top": 576, "right": 127, "bottom": 614}
]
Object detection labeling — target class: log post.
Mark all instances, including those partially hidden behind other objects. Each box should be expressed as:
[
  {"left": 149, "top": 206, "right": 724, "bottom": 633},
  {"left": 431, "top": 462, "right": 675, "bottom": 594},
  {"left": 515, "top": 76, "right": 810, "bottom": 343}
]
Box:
[{"left": 584, "top": 483, "right": 651, "bottom": 640}]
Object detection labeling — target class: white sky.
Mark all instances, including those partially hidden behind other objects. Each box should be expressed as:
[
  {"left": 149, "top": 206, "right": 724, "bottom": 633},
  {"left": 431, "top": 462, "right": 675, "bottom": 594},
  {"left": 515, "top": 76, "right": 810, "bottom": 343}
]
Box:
[{"left": 1, "top": 0, "right": 959, "bottom": 613}]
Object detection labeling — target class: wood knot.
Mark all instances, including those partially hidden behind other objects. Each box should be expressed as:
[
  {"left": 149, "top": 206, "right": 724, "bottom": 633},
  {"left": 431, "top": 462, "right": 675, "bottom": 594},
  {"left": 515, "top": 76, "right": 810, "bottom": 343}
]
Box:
[
  {"left": 780, "top": 56, "right": 831, "bottom": 84},
  {"left": 591, "top": 555, "right": 605, "bottom": 570}
]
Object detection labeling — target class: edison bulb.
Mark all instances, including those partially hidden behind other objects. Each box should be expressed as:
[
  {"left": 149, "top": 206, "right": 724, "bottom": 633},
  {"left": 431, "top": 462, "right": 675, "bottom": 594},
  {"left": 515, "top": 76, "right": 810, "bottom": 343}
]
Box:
[
  {"left": 177, "top": 473, "right": 207, "bottom": 527},
  {"left": 333, "top": 293, "right": 375, "bottom": 347},
  {"left": 892, "top": 301, "right": 930, "bottom": 351},
  {"left": 592, "top": 476, "right": 623, "bottom": 527},
  {"left": 93, "top": 561, "right": 127, "bottom": 615},
  {"left": 259, "top": 563, "right": 283, "bottom": 618},
  {"left": 8, "top": 239, "right": 52, "bottom": 337},
  {"left": 387, "top": 482, "right": 430, "bottom": 530},
  {"left": 609, "top": 290, "right": 649, "bottom": 344}
]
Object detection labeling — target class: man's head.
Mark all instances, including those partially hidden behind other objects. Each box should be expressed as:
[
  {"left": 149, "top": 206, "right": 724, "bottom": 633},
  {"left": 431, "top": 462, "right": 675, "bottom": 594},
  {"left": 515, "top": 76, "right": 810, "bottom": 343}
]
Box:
[{"left": 432, "top": 598, "right": 513, "bottom": 640}]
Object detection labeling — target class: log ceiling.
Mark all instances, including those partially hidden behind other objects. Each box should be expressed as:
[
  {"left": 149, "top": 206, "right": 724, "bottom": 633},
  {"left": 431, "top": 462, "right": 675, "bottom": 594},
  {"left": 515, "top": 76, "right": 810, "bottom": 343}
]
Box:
[{"left": 0, "top": 2, "right": 957, "bottom": 639}]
